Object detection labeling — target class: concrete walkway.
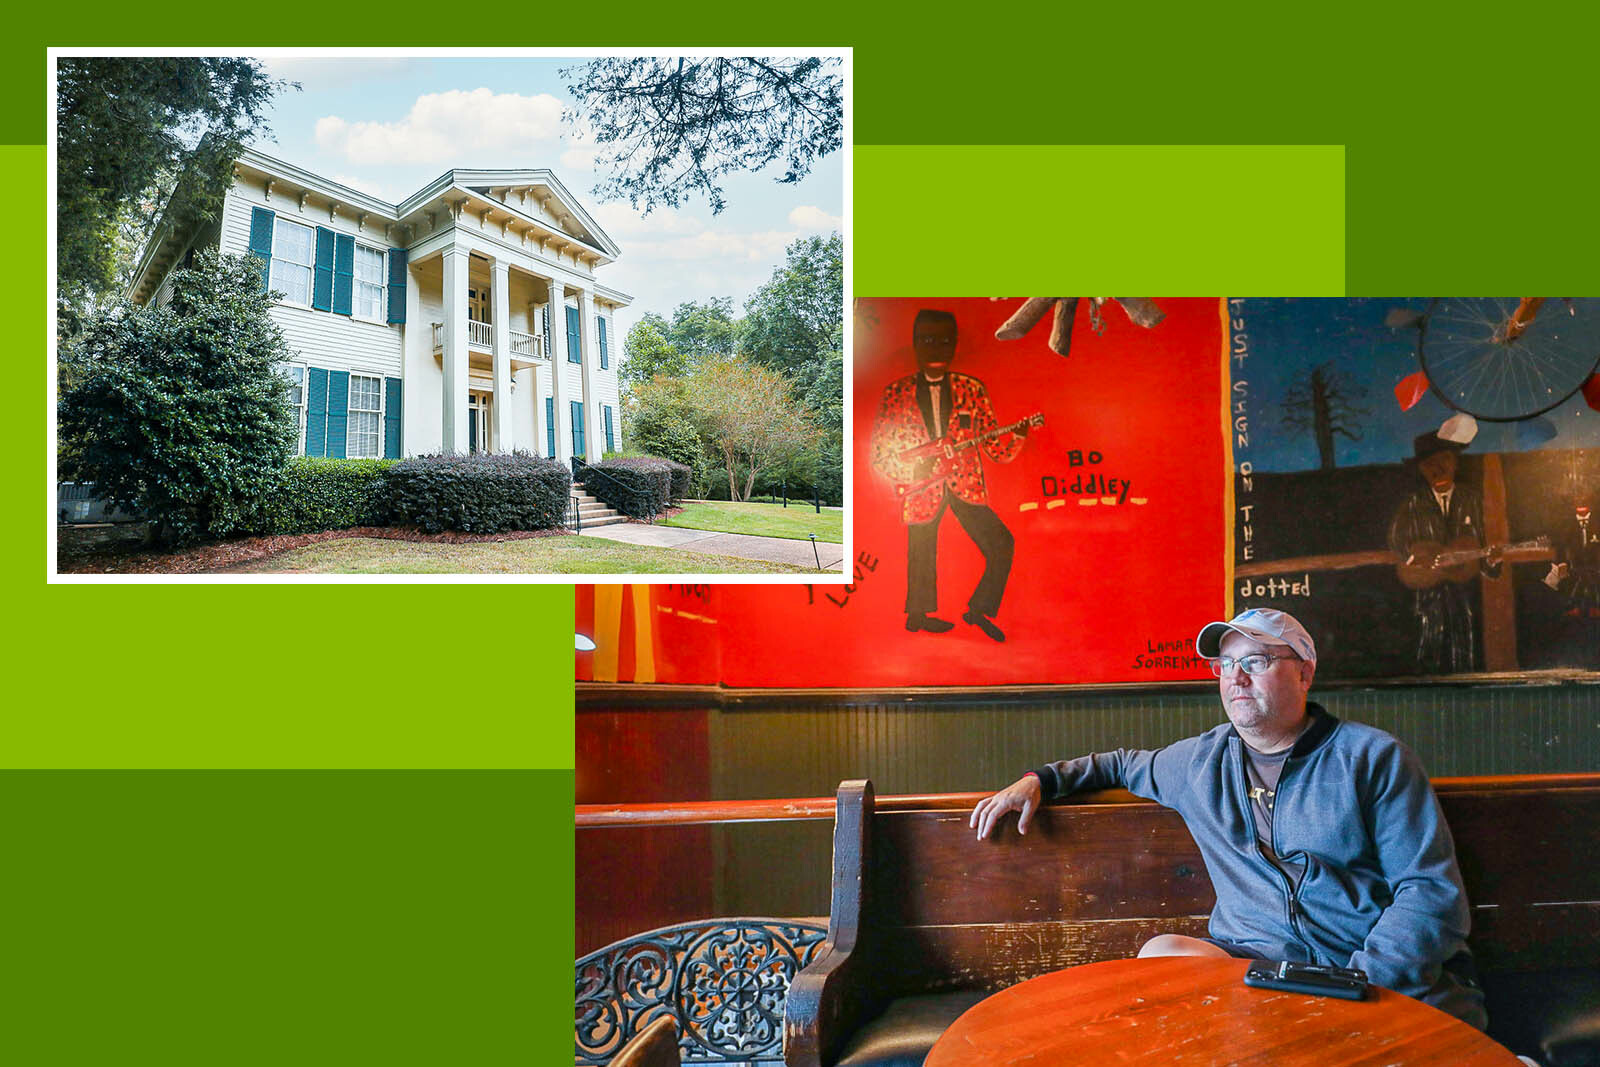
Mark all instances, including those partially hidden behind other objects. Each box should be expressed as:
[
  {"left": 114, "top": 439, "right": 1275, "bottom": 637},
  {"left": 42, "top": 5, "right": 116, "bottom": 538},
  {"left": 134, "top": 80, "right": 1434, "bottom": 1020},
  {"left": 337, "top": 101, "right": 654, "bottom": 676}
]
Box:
[{"left": 575, "top": 521, "right": 845, "bottom": 571}]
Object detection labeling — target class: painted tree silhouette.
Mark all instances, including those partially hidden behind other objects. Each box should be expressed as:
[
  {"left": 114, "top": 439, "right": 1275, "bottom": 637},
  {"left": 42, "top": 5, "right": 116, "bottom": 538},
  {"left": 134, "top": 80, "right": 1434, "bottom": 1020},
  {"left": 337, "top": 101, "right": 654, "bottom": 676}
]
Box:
[{"left": 1281, "top": 362, "right": 1370, "bottom": 470}]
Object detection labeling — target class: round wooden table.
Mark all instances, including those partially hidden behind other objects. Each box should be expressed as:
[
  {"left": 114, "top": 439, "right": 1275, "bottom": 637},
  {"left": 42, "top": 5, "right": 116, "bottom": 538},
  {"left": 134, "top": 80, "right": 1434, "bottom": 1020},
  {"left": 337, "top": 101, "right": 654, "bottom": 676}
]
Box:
[{"left": 924, "top": 957, "right": 1521, "bottom": 1066}]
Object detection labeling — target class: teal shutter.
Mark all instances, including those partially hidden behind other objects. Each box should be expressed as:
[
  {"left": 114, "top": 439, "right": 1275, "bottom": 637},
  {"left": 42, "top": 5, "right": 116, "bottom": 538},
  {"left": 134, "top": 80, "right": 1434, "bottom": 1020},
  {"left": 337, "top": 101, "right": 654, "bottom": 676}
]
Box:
[
  {"left": 305, "top": 367, "right": 329, "bottom": 457},
  {"left": 332, "top": 234, "right": 354, "bottom": 315},
  {"left": 383, "top": 377, "right": 403, "bottom": 459},
  {"left": 312, "top": 227, "right": 335, "bottom": 311},
  {"left": 598, "top": 318, "right": 608, "bottom": 369},
  {"left": 545, "top": 397, "right": 555, "bottom": 457},
  {"left": 326, "top": 371, "right": 349, "bottom": 458},
  {"left": 566, "top": 305, "right": 581, "bottom": 363},
  {"left": 247, "top": 208, "right": 274, "bottom": 290},
  {"left": 570, "top": 400, "right": 585, "bottom": 456},
  {"left": 604, "top": 404, "right": 615, "bottom": 452},
  {"left": 386, "top": 248, "right": 408, "bottom": 324}
]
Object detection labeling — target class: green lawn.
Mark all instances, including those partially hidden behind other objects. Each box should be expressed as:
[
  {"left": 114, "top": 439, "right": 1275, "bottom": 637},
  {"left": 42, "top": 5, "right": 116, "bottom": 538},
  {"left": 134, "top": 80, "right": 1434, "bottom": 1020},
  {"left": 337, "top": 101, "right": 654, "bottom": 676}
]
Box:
[
  {"left": 659, "top": 500, "right": 843, "bottom": 543},
  {"left": 229, "top": 536, "right": 813, "bottom": 574}
]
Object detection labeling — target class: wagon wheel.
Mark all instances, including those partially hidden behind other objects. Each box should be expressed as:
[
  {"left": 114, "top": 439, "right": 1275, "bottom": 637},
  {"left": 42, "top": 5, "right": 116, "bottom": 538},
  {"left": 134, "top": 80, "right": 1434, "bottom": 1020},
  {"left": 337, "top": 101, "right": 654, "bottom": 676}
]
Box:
[{"left": 1415, "top": 298, "right": 1600, "bottom": 422}]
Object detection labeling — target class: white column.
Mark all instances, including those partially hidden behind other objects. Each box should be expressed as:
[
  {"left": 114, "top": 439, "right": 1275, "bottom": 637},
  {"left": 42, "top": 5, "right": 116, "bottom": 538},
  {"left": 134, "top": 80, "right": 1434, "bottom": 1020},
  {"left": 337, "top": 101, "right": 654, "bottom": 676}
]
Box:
[
  {"left": 576, "top": 287, "right": 601, "bottom": 462},
  {"left": 546, "top": 278, "right": 572, "bottom": 467},
  {"left": 402, "top": 259, "right": 422, "bottom": 456},
  {"left": 441, "top": 245, "right": 470, "bottom": 454},
  {"left": 528, "top": 362, "right": 543, "bottom": 456},
  {"left": 490, "top": 261, "right": 512, "bottom": 452}
]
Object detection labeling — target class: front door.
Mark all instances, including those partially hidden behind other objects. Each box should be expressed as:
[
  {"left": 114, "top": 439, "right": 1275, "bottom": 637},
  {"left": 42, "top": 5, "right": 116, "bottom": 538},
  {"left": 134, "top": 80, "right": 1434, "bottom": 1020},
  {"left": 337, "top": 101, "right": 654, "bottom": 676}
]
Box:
[
  {"left": 467, "top": 391, "right": 491, "bottom": 453},
  {"left": 468, "top": 286, "right": 490, "bottom": 324}
]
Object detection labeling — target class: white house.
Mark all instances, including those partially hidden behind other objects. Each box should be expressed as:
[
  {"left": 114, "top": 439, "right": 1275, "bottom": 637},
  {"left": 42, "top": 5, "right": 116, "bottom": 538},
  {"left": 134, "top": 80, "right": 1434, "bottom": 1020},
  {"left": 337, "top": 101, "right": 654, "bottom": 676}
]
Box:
[{"left": 128, "top": 148, "right": 631, "bottom": 466}]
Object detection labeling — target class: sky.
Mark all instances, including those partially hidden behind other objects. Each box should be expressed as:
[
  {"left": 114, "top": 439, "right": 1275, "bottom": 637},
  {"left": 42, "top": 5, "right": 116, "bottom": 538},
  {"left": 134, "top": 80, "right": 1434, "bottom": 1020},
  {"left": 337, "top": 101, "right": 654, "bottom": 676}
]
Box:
[{"left": 246, "top": 53, "right": 846, "bottom": 337}]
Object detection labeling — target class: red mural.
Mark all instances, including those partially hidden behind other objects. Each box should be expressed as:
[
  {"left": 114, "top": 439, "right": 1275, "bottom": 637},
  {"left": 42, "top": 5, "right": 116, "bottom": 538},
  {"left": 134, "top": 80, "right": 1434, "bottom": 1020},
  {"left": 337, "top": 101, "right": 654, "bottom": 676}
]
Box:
[{"left": 577, "top": 297, "right": 1228, "bottom": 688}]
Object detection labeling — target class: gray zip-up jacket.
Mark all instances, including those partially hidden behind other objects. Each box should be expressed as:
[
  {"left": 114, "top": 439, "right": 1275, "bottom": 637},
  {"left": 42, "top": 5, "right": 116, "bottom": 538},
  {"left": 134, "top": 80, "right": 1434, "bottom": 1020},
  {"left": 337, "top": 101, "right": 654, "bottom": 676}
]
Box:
[{"left": 1032, "top": 704, "right": 1487, "bottom": 1029}]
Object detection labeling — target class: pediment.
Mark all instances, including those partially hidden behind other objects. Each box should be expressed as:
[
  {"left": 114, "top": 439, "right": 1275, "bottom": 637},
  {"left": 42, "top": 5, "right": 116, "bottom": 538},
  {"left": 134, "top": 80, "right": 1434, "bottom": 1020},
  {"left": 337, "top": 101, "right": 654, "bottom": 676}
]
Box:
[{"left": 458, "top": 170, "right": 617, "bottom": 258}]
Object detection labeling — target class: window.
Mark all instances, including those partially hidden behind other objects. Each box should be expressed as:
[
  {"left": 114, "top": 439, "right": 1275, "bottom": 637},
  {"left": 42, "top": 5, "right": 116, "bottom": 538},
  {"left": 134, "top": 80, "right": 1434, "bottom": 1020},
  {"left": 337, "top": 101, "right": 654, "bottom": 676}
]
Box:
[
  {"left": 348, "top": 374, "right": 383, "bottom": 459},
  {"left": 279, "top": 363, "right": 307, "bottom": 454},
  {"left": 354, "top": 244, "right": 385, "bottom": 320},
  {"left": 269, "top": 217, "right": 314, "bottom": 305}
]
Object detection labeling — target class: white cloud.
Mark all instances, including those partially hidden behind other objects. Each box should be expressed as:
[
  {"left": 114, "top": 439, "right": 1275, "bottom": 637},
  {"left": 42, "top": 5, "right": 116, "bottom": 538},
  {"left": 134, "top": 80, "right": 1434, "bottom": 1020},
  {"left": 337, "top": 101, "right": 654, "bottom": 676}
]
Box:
[
  {"left": 591, "top": 202, "right": 706, "bottom": 239},
  {"left": 315, "top": 89, "right": 565, "bottom": 165},
  {"left": 560, "top": 146, "right": 599, "bottom": 170},
  {"left": 328, "top": 172, "right": 398, "bottom": 201},
  {"left": 627, "top": 229, "right": 799, "bottom": 263},
  {"left": 559, "top": 129, "right": 601, "bottom": 171},
  {"left": 787, "top": 205, "right": 842, "bottom": 232}
]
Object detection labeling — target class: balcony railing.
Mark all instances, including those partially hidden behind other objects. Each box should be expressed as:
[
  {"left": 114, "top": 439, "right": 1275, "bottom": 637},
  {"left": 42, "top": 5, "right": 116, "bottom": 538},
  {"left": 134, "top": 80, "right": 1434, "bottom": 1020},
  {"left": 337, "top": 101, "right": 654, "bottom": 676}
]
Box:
[
  {"left": 510, "top": 329, "right": 544, "bottom": 359},
  {"left": 431, "top": 322, "right": 546, "bottom": 362}
]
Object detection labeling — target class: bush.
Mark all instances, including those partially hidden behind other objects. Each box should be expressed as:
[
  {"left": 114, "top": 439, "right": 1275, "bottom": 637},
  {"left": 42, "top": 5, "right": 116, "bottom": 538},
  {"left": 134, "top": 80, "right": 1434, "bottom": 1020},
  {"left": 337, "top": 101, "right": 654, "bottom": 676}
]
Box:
[
  {"left": 579, "top": 457, "right": 672, "bottom": 518},
  {"left": 664, "top": 459, "right": 692, "bottom": 501},
  {"left": 57, "top": 250, "right": 299, "bottom": 544},
  {"left": 379, "top": 452, "right": 570, "bottom": 533},
  {"left": 251, "top": 458, "right": 393, "bottom": 534}
]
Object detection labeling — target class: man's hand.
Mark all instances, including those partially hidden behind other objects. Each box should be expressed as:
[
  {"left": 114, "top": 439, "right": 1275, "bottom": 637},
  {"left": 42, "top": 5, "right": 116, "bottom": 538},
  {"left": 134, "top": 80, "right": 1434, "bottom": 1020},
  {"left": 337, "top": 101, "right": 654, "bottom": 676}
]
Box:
[{"left": 970, "top": 773, "right": 1043, "bottom": 840}]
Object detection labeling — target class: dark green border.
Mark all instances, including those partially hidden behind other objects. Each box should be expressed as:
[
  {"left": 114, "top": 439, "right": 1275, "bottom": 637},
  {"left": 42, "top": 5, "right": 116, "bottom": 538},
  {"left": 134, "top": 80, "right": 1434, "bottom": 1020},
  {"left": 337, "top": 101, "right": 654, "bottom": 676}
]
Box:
[{"left": 1, "top": 770, "right": 572, "bottom": 1064}]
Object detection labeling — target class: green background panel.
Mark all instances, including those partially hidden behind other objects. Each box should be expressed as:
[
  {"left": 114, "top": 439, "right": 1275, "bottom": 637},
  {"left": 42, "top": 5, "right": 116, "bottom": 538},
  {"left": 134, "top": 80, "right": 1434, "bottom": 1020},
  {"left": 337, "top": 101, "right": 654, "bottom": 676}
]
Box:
[
  {"left": 1, "top": 575, "right": 574, "bottom": 769},
  {"left": 1, "top": 769, "right": 571, "bottom": 1064},
  {"left": 853, "top": 145, "right": 1344, "bottom": 295}
]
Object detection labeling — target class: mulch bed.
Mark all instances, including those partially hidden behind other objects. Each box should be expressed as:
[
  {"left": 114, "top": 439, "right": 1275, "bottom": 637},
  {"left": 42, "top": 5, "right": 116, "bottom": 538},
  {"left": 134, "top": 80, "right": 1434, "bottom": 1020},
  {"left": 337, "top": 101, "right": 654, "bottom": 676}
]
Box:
[{"left": 58, "top": 525, "right": 568, "bottom": 574}]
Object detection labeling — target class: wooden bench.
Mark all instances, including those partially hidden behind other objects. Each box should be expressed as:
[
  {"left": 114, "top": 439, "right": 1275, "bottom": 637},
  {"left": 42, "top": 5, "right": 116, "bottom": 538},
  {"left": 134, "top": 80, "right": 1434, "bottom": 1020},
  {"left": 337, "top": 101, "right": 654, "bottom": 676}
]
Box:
[{"left": 784, "top": 775, "right": 1600, "bottom": 1067}]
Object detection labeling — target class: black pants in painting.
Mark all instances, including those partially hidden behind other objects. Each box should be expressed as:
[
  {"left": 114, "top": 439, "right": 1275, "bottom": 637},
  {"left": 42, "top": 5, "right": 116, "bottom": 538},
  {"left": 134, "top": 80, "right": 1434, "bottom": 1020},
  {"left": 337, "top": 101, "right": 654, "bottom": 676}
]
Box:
[{"left": 905, "top": 489, "right": 1014, "bottom": 619}]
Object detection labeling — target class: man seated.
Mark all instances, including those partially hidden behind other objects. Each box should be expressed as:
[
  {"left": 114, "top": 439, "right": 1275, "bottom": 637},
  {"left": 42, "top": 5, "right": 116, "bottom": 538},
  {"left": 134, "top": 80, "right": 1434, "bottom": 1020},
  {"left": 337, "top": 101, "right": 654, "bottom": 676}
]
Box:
[{"left": 970, "top": 608, "right": 1487, "bottom": 1030}]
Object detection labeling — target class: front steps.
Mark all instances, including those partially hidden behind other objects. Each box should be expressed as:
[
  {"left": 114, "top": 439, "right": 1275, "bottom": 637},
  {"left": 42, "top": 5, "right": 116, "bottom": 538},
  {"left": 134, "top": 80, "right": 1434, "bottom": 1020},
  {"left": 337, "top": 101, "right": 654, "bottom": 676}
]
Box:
[{"left": 568, "top": 487, "right": 627, "bottom": 529}]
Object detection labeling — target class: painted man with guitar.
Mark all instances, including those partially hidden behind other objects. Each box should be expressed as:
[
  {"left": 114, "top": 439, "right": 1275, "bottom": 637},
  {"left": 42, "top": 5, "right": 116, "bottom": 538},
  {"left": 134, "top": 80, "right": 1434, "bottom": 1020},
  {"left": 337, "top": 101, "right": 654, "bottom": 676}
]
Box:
[
  {"left": 870, "top": 309, "right": 1040, "bottom": 642},
  {"left": 1387, "top": 432, "right": 1504, "bottom": 673}
]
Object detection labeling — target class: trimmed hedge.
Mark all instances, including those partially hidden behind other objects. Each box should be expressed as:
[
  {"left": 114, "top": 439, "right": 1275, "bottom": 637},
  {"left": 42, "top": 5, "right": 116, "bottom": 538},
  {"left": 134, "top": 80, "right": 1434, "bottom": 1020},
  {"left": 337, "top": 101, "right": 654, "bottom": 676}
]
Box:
[
  {"left": 252, "top": 457, "right": 393, "bottom": 535},
  {"left": 579, "top": 457, "right": 673, "bottom": 519},
  {"left": 663, "top": 459, "right": 692, "bottom": 502},
  {"left": 379, "top": 452, "right": 571, "bottom": 533}
]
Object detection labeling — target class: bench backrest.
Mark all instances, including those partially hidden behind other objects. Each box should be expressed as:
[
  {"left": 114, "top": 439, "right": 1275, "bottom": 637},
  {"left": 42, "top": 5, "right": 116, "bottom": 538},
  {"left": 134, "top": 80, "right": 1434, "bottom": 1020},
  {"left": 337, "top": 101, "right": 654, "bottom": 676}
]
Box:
[{"left": 829, "top": 775, "right": 1600, "bottom": 999}]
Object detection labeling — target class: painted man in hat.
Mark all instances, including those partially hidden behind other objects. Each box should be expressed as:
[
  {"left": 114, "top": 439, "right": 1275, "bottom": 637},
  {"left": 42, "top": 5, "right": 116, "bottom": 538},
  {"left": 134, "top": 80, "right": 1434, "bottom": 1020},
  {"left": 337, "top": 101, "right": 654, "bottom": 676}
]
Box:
[
  {"left": 970, "top": 608, "right": 1486, "bottom": 1030},
  {"left": 1388, "top": 431, "right": 1502, "bottom": 674},
  {"left": 869, "top": 309, "right": 1029, "bottom": 642}
]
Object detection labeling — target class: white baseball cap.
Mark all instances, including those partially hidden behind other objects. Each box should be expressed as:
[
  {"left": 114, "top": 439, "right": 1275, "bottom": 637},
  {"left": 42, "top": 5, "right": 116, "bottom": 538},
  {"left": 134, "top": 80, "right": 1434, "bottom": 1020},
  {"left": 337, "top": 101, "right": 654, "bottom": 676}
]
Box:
[{"left": 1196, "top": 608, "right": 1317, "bottom": 663}]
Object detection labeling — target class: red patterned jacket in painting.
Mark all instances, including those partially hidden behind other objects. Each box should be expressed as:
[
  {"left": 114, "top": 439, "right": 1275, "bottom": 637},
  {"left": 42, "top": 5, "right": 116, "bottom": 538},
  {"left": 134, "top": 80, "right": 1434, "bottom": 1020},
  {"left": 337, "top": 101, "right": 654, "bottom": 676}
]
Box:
[{"left": 871, "top": 372, "right": 1024, "bottom": 525}]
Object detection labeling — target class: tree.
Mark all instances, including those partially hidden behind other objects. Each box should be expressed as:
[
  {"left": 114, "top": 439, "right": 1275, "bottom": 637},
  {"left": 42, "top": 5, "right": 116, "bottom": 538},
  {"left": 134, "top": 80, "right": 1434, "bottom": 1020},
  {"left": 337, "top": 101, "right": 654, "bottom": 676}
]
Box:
[
  {"left": 668, "top": 297, "right": 740, "bottom": 360},
  {"left": 1281, "top": 362, "right": 1370, "bottom": 470},
  {"left": 562, "top": 57, "right": 843, "bottom": 214},
  {"left": 741, "top": 233, "right": 844, "bottom": 380},
  {"left": 58, "top": 250, "right": 299, "bottom": 544},
  {"left": 619, "top": 315, "right": 689, "bottom": 391},
  {"left": 798, "top": 340, "right": 845, "bottom": 504},
  {"left": 56, "top": 57, "right": 290, "bottom": 334},
  {"left": 623, "top": 375, "right": 710, "bottom": 487},
  {"left": 684, "top": 356, "right": 819, "bottom": 501}
]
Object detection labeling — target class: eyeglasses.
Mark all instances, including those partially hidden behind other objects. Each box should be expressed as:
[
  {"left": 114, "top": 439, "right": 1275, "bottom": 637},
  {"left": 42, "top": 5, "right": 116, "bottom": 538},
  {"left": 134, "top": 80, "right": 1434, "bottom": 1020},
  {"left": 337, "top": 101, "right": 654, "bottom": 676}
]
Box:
[{"left": 1208, "top": 653, "right": 1299, "bottom": 677}]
